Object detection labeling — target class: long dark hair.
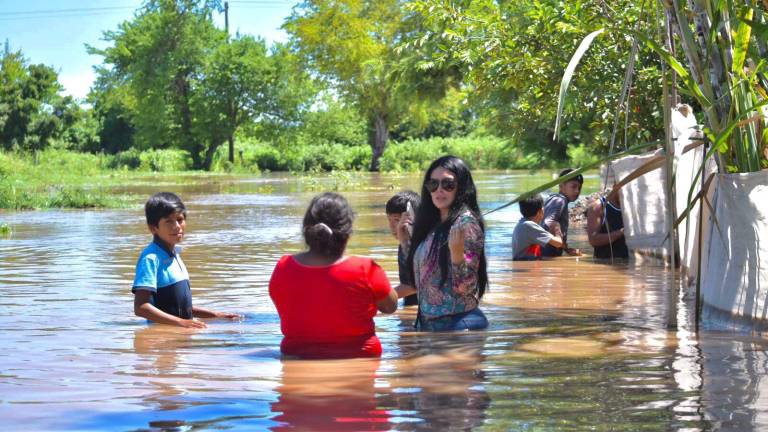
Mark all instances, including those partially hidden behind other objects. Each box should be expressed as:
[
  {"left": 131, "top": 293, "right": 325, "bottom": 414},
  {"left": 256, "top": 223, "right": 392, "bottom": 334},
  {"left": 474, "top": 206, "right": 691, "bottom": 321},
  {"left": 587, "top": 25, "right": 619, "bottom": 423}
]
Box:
[
  {"left": 407, "top": 155, "right": 488, "bottom": 298},
  {"left": 302, "top": 192, "right": 354, "bottom": 258}
]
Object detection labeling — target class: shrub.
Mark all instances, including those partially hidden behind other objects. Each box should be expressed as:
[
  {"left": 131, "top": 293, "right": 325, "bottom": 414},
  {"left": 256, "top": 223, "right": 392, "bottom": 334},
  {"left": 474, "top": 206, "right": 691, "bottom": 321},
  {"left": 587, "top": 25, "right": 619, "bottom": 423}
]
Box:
[{"left": 567, "top": 144, "right": 600, "bottom": 169}]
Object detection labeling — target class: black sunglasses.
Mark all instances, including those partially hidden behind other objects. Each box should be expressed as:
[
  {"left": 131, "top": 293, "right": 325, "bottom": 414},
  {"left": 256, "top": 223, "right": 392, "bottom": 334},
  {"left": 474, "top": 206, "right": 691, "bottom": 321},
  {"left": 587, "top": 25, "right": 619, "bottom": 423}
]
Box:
[{"left": 425, "top": 178, "right": 457, "bottom": 193}]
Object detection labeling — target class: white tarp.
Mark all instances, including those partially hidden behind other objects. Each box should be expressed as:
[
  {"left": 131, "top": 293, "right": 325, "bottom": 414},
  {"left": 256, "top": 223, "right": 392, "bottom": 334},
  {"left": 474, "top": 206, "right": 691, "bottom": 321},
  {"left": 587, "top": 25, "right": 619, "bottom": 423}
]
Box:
[
  {"left": 672, "top": 105, "right": 716, "bottom": 284},
  {"left": 701, "top": 171, "right": 768, "bottom": 323},
  {"left": 608, "top": 150, "right": 670, "bottom": 259}
]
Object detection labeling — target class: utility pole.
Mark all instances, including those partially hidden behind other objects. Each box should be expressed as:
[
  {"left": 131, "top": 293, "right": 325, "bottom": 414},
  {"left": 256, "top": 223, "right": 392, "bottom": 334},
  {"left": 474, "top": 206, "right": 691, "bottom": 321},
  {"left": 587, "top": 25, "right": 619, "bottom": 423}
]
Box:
[
  {"left": 224, "top": 1, "right": 235, "bottom": 164},
  {"left": 224, "top": 1, "right": 229, "bottom": 40}
]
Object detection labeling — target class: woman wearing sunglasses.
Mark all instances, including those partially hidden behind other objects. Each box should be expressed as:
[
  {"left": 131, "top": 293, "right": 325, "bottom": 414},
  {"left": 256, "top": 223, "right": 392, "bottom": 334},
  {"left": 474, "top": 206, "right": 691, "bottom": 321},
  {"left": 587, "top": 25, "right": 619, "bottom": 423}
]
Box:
[{"left": 395, "top": 155, "right": 489, "bottom": 331}]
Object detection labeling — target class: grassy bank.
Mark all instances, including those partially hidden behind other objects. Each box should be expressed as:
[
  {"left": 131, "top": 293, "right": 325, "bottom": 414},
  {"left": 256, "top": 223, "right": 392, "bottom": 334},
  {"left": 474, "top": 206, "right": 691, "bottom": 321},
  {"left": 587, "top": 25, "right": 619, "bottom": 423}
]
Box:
[
  {"left": 1, "top": 136, "right": 583, "bottom": 210},
  {"left": 209, "top": 135, "right": 559, "bottom": 172}
]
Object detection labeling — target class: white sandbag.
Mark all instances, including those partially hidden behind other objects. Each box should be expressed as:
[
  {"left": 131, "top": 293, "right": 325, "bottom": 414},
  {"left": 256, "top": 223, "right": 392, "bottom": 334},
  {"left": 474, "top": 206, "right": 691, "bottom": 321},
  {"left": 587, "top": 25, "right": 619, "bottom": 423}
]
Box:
[
  {"left": 701, "top": 171, "right": 768, "bottom": 324},
  {"left": 610, "top": 150, "right": 671, "bottom": 259}
]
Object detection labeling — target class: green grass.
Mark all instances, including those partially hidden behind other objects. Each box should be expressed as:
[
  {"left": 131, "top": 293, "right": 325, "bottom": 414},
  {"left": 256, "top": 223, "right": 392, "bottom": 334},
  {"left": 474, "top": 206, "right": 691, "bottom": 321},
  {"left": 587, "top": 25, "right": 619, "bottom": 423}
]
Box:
[
  {"left": 1, "top": 136, "right": 586, "bottom": 209},
  {"left": 209, "top": 135, "right": 565, "bottom": 173}
]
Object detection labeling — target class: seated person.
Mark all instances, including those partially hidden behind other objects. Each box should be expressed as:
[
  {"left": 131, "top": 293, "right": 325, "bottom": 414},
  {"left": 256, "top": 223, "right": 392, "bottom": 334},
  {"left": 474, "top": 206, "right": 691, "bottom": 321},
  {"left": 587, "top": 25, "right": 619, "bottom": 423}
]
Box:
[
  {"left": 541, "top": 168, "right": 583, "bottom": 257},
  {"left": 269, "top": 192, "right": 398, "bottom": 359},
  {"left": 385, "top": 190, "right": 421, "bottom": 306},
  {"left": 132, "top": 192, "right": 238, "bottom": 328},
  {"left": 587, "top": 188, "right": 629, "bottom": 259},
  {"left": 511, "top": 194, "right": 563, "bottom": 260}
]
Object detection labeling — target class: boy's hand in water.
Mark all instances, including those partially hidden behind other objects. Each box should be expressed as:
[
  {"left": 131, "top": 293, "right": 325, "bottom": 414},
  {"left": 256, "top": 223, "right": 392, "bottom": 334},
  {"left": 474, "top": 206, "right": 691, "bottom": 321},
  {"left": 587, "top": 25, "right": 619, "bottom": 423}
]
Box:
[
  {"left": 565, "top": 247, "right": 583, "bottom": 257},
  {"left": 179, "top": 318, "right": 208, "bottom": 329},
  {"left": 449, "top": 224, "right": 465, "bottom": 264},
  {"left": 214, "top": 311, "right": 242, "bottom": 320}
]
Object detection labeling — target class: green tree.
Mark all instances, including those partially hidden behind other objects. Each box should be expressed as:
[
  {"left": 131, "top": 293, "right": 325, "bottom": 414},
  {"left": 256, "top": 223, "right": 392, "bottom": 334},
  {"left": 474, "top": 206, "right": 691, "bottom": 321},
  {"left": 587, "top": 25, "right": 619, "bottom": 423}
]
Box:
[
  {"left": 406, "top": 0, "right": 664, "bottom": 160},
  {"left": 0, "top": 50, "right": 70, "bottom": 152},
  {"left": 285, "top": 0, "right": 457, "bottom": 171},
  {"left": 90, "top": 1, "right": 314, "bottom": 170},
  {"left": 90, "top": 0, "right": 225, "bottom": 168}
]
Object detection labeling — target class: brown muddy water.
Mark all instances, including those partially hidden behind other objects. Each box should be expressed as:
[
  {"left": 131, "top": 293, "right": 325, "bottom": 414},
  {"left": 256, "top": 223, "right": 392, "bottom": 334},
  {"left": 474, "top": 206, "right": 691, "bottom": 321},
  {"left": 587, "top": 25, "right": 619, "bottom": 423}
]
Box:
[{"left": 0, "top": 171, "right": 767, "bottom": 431}]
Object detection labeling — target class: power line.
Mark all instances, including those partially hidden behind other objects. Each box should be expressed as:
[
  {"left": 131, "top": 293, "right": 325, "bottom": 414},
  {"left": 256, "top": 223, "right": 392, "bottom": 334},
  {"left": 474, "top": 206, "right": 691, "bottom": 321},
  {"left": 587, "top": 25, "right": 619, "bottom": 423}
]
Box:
[
  {"left": 0, "top": 11, "right": 137, "bottom": 22},
  {"left": 229, "top": 1, "right": 293, "bottom": 3},
  {"left": 0, "top": 6, "right": 137, "bottom": 17},
  {"left": 0, "top": 3, "right": 291, "bottom": 21}
]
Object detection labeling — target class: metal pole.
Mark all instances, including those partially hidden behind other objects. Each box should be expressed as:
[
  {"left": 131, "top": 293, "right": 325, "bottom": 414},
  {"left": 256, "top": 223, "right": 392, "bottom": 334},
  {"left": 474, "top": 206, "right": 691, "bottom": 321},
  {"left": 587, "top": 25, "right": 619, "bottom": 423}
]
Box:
[{"left": 659, "top": 0, "right": 678, "bottom": 328}]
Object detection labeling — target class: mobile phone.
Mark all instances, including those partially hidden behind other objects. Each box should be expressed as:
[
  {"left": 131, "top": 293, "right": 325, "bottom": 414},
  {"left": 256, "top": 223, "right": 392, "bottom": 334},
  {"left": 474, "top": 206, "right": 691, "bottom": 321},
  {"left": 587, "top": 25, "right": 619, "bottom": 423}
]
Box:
[{"left": 406, "top": 201, "right": 415, "bottom": 236}]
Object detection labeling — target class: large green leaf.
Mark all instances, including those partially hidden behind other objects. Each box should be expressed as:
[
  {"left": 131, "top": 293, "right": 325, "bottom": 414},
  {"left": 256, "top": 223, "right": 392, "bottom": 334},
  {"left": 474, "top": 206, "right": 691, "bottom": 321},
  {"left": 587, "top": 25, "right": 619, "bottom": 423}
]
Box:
[
  {"left": 553, "top": 28, "right": 605, "bottom": 141},
  {"left": 732, "top": 8, "right": 753, "bottom": 76}
]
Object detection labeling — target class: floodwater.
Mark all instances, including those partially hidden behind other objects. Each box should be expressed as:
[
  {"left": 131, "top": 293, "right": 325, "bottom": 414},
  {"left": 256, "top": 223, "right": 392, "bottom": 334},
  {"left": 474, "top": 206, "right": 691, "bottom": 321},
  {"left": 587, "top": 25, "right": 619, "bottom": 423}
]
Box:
[{"left": 1, "top": 171, "right": 767, "bottom": 431}]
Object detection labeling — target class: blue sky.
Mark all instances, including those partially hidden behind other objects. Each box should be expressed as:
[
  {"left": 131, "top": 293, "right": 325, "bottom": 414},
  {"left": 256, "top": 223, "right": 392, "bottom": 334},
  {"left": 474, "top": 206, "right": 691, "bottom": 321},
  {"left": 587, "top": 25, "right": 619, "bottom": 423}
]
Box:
[{"left": 1, "top": 0, "right": 295, "bottom": 99}]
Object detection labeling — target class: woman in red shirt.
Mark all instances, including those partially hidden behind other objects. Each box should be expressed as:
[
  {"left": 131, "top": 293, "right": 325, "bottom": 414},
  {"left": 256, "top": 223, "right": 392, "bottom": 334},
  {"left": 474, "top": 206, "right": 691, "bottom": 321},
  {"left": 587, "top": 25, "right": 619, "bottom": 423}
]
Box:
[{"left": 269, "top": 192, "right": 398, "bottom": 358}]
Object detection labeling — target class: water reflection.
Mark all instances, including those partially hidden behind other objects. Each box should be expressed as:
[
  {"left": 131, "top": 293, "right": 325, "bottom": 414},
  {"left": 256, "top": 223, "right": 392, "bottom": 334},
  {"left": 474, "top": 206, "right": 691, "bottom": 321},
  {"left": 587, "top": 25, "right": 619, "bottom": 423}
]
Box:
[
  {"left": 133, "top": 326, "right": 196, "bottom": 411},
  {"left": 0, "top": 171, "right": 764, "bottom": 430},
  {"left": 271, "top": 358, "right": 389, "bottom": 431},
  {"left": 381, "top": 336, "right": 490, "bottom": 430}
]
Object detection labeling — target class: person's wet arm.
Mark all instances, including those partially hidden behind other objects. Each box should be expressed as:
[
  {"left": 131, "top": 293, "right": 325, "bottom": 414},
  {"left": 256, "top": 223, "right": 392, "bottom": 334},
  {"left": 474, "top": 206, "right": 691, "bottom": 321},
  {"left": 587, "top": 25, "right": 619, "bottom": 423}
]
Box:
[
  {"left": 134, "top": 290, "right": 207, "bottom": 328},
  {"left": 192, "top": 306, "right": 240, "bottom": 320},
  {"left": 587, "top": 201, "right": 624, "bottom": 247},
  {"left": 449, "top": 218, "right": 482, "bottom": 296},
  {"left": 369, "top": 261, "right": 398, "bottom": 314},
  {"left": 542, "top": 198, "right": 565, "bottom": 230}
]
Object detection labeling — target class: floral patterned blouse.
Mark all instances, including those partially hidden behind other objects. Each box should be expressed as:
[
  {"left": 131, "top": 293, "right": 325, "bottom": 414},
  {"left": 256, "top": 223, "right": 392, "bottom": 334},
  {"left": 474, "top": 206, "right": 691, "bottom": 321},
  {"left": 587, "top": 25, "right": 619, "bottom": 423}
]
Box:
[{"left": 413, "top": 210, "right": 484, "bottom": 330}]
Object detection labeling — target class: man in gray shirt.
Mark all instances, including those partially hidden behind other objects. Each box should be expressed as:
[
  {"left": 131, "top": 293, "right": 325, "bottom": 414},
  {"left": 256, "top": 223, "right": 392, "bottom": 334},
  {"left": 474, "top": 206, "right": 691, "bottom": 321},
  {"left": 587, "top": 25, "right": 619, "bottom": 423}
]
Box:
[
  {"left": 541, "top": 168, "right": 583, "bottom": 257},
  {"left": 512, "top": 194, "right": 563, "bottom": 260}
]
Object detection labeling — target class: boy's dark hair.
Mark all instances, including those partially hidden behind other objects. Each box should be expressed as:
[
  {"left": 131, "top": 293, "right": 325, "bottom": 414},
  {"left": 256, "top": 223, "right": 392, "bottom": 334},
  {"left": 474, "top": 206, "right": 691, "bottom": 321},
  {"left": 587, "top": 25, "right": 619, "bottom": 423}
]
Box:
[
  {"left": 559, "top": 168, "right": 584, "bottom": 185},
  {"left": 145, "top": 192, "right": 186, "bottom": 227},
  {"left": 385, "top": 190, "right": 421, "bottom": 215},
  {"left": 302, "top": 192, "right": 354, "bottom": 258},
  {"left": 519, "top": 194, "right": 544, "bottom": 218}
]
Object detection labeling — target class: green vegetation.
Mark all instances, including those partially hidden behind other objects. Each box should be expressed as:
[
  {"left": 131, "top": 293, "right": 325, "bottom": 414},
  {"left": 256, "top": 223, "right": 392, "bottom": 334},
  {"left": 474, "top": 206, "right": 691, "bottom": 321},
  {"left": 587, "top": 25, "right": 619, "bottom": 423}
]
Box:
[
  {"left": 5, "top": 0, "right": 762, "bottom": 211},
  {"left": 0, "top": 134, "right": 582, "bottom": 209},
  {"left": 660, "top": 1, "right": 768, "bottom": 173}
]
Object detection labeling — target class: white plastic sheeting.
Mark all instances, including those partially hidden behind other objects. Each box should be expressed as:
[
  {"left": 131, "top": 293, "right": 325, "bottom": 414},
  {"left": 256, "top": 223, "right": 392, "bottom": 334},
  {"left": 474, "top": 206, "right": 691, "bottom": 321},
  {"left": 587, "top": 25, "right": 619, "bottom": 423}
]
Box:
[
  {"left": 672, "top": 106, "right": 716, "bottom": 284},
  {"left": 608, "top": 150, "right": 671, "bottom": 259},
  {"left": 701, "top": 171, "right": 768, "bottom": 322}
]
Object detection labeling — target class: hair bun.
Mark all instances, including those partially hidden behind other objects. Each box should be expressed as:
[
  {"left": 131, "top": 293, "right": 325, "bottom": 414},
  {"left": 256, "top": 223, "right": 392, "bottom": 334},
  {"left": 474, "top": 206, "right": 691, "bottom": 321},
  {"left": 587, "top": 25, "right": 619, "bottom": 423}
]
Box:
[{"left": 307, "top": 222, "right": 334, "bottom": 241}]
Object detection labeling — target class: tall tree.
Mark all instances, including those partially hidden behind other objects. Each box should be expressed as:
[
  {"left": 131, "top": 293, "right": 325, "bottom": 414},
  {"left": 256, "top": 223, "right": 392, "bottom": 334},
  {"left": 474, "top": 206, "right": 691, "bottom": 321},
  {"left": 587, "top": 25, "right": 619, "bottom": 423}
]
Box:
[
  {"left": 285, "top": 0, "right": 457, "bottom": 171},
  {"left": 91, "top": 0, "right": 311, "bottom": 170},
  {"left": 407, "top": 0, "right": 664, "bottom": 160},
  {"left": 0, "top": 50, "right": 68, "bottom": 152},
  {"left": 90, "top": 0, "right": 223, "bottom": 168}
]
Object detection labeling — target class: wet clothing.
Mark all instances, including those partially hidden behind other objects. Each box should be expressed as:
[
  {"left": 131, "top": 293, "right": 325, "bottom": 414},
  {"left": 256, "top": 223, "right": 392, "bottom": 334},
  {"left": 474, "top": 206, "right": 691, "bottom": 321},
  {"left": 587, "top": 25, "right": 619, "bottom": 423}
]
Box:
[
  {"left": 541, "top": 193, "right": 570, "bottom": 257},
  {"left": 269, "top": 255, "right": 392, "bottom": 358},
  {"left": 512, "top": 218, "right": 555, "bottom": 260},
  {"left": 398, "top": 245, "right": 418, "bottom": 306},
  {"left": 593, "top": 197, "right": 629, "bottom": 259},
  {"left": 412, "top": 210, "right": 487, "bottom": 331},
  {"left": 132, "top": 238, "right": 193, "bottom": 320},
  {"left": 418, "top": 308, "right": 488, "bottom": 332}
]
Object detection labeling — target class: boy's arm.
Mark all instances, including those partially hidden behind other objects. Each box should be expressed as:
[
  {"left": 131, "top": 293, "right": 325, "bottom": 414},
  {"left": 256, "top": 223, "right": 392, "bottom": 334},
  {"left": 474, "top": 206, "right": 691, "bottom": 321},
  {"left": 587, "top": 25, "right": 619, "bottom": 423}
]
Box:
[
  {"left": 192, "top": 305, "right": 240, "bottom": 320},
  {"left": 586, "top": 200, "right": 624, "bottom": 247},
  {"left": 533, "top": 223, "right": 563, "bottom": 248},
  {"left": 547, "top": 234, "right": 564, "bottom": 249},
  {"left": 395, "top": 284, "right": 417, "bottom": 298},
  {"left": 542, "top": 197, "right": 565, "bottom": 229},
  {"left": 134, "top": 290, "right": 207, "bottom": 328}
]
